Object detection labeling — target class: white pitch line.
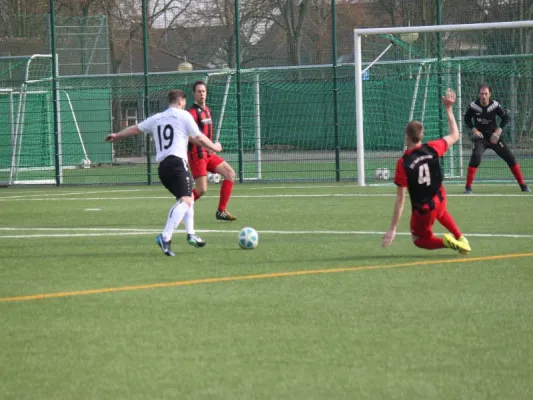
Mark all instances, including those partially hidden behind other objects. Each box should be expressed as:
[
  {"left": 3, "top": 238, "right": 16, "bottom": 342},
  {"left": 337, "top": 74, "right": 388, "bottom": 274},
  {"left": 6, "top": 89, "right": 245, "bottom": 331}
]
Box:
[
  {"left": 0, "top": 227, "right": 158, "bottom": 232},
  {"left": 0, "top": 189, "right": 143, "bottom": 199},
  {"left": 0, "top": 232, "right": 156, "bottom": 239},
  {"left": 0, "top": 229, "right": 532, "bottom": 239},
  {"left": 0, "top": 193, "right": 531, "bottom": 202}
]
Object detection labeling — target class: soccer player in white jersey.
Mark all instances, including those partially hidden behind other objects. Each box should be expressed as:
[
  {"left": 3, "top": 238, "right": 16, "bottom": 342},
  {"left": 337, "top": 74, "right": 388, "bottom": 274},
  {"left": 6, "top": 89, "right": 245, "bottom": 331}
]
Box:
[{"left": 105, "top": 89, "right": 222, "bottom": 256}]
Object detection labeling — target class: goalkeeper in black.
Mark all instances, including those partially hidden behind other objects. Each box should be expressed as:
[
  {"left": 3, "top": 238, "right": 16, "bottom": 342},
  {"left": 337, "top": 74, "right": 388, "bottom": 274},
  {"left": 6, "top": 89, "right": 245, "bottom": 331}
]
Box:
[{"left": 463, "top": 83, "right": 529, "bottom": 194}]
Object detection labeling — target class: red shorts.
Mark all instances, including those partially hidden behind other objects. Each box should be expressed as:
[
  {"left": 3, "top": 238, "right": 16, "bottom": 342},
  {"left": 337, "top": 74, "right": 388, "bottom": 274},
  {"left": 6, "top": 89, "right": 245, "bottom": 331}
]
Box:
[
  {"left": 188, "top": 153, "right": 225, "bottom": 179},
  {"left": 410, "top": 190, "right": 447, "bottom": 238}
]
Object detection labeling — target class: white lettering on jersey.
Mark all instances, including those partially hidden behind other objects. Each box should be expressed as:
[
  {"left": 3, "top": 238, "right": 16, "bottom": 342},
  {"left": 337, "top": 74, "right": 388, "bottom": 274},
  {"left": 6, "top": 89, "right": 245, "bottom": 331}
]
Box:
[
  {"left": 409, "top": 154, "right": 433, "bottom": 169},
  {"left": 137, "top": 107, "right": 202, "bottom": 162}
]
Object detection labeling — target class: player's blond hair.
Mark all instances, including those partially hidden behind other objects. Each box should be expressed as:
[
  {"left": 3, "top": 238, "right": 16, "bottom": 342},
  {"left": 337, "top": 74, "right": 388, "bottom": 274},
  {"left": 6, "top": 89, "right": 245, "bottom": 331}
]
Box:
[{"left": 405, "top": 120, "right": 424, "bottom": 144}]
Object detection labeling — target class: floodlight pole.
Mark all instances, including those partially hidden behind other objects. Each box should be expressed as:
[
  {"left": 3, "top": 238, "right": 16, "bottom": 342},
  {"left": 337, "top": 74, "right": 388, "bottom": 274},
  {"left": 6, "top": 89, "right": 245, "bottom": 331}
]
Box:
[
  {"left": 437, "top": 1, "right": 444, "bottom": 140},
  {"left": 141, "top": 0, "right": 152, "bottom": 185},
  {"left": 235, "top": 0, "right": 244, "bottom": 183},
  {"left": 332, "top": 0, "right": 340, "bottom": 182},
  {"left": 50, "top": 0, "right": 61, "bottom": 186}
]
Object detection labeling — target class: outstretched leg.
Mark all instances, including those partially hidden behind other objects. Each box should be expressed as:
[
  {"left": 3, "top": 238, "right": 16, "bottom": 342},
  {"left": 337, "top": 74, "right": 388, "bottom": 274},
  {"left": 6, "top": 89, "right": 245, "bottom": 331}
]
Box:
[
  {"left": 491, "top": 138, "right": 529, "bottom": 191},
  {"left": 437, "top": 208, "right": 462, "bottom": 239},
  {"left": 437, "top": 209, "right": 471, "bottom": 254},
  {"left": 465, "top": 139, "right": 487, "bottom": 193}
]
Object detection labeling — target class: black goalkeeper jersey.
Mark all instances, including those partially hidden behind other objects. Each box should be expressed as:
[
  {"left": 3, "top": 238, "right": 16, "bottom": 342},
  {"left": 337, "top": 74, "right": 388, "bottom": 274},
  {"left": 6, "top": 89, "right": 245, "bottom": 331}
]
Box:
[{"left": 463, "top": 99, "right": 509, "bottom": 139}]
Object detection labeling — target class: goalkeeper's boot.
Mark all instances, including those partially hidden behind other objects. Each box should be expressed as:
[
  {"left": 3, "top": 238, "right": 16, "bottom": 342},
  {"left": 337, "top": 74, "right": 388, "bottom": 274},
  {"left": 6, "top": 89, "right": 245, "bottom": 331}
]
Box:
[
  {"left": 464, "top": 186, "right": 473, "bottom": 195},
  {"left": 457, "top": 235, "right": 471, "bottom": 255},
  {"left": 520, "top": 184, "right": 531, "bottom": 193},
  {"left": 187, "top": 234, "right": 206, "bottom": 248},
  {"left": 216, "top": 209, "right": 237, "bottom": 221},
  {"left": 156, "top": 234, "right": 175, "bottom": 257},
  {"left": 443, "top": 234, "right": 462, "bottom": 252}
]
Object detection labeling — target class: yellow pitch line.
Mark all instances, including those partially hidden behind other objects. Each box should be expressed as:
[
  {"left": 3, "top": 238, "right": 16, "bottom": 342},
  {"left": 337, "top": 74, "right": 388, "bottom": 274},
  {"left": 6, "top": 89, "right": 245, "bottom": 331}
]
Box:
[{"left": 1, "top": 252, "right": 532, "bottom": 303}]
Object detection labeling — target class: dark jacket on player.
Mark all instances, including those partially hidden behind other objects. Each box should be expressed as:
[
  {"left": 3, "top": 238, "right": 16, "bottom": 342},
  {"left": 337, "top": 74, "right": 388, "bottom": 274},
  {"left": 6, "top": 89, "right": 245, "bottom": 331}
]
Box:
[{"left": 463, "top": 99, "right": 509, "bottom": 140}]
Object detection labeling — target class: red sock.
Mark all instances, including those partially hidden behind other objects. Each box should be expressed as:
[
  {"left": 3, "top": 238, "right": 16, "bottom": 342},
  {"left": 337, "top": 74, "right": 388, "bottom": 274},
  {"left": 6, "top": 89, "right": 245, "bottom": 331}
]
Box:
[
  {"left": 193, "top": 189, "right": 201, "bottom": 201},
  {"left": 466, "top": 166, "right": 477, "bottom": 188},
  {"left": 438, "top": 210, "right": 462, "bottom": 239},
  {"left": 218, "top": 180, "right": 234, "bottom": 211},
  {"left": 414, "top": 236, "right": 445, "bottom": 250},
  {"left": 510, "top": 163, "right": 525, "bottom": 185}
]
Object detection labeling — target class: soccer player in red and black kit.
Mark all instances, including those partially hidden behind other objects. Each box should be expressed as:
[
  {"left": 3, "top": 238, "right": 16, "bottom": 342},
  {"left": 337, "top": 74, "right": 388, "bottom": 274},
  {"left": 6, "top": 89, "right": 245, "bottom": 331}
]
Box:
[
  {"left": 463, "top": 83, "right": 530, "bottom": 194},
  {"left": 383, "top": 88, "right": 471, "bottom": 254},
  {"left": 188, "top": 80, "right": 237, "bottom": 221}
]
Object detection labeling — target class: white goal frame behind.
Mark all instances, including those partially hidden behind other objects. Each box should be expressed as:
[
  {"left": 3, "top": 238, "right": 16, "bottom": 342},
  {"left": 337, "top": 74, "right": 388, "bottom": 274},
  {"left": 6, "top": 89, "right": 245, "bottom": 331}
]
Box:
[
  {"left": 1, "top": 54, "right": 91, "bottom": 185},
  {"left": 353, "top": 20, "right": 533, "bottom": 186},
  {"left": 207, "top": 70, "right": 262, "bottom": 181}
]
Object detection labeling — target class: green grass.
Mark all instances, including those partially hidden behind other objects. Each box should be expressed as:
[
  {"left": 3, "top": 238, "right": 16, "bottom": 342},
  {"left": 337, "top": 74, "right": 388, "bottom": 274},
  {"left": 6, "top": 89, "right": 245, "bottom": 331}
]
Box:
[
  {"left": 4, "top": 152, "right": 533, "bottom": 184},
  {"left": 0, "top": 183, "right": 532, "bottom": 399}
]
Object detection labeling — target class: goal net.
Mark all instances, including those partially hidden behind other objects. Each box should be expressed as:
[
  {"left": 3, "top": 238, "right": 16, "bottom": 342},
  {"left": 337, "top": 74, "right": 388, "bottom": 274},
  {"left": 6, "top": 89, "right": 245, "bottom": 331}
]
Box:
[
  {"left": 105, "top": 65, "right": 357, "bottom": 183},
  {"left": 354, "top": 21, "right": 533, "bottom": 185},
  {"left": 0, "top": 55, "right": 90, "bottom": 184}
]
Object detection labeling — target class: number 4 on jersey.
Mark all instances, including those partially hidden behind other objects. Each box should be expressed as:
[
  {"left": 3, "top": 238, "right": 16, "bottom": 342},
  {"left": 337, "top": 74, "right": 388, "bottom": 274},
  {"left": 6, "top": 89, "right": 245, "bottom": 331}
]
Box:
[{"left": 418, "top": 163, "right": 431, "bottom": 186}]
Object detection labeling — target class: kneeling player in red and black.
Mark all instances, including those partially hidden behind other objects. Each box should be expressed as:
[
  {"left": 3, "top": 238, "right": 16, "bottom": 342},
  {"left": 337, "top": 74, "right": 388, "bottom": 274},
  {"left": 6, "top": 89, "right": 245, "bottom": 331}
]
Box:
[{"left": 383, "top": 88, "right": 471, "bottom": 254}]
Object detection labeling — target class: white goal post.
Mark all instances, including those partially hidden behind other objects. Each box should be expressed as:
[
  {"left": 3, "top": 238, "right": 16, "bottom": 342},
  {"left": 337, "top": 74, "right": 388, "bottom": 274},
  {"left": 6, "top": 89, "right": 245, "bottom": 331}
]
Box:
[
  {"left": 0, "top": 54, "right": 91, "bottom": 185},
  {"left": 207, "top": 70, "right": 262, "bottom": 181},
  {"left": 353, "top": 20, "right": 533, "bottom": 186}
]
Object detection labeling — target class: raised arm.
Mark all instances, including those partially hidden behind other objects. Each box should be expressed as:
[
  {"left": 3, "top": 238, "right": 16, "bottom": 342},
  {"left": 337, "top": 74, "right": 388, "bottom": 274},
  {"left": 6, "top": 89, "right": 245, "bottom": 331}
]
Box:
[{"left": 441, "top": 88, "right": 460, "bottom": 147}]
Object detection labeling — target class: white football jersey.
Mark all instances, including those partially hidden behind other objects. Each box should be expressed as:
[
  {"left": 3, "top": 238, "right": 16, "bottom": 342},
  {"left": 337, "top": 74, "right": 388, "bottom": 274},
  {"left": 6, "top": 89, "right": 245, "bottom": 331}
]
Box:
[{"left": 137, "top": 107, "right": 202, "bottom": 162}]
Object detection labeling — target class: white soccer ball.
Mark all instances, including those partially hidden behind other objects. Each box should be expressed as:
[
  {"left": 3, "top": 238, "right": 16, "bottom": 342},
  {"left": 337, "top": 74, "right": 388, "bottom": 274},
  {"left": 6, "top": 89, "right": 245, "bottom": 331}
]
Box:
[
  {"left": 80, "top": 158, "right": 91, "bottom": 169},
  {"left": 212, "top": 173, "right": 222, "bottom": 184},
  {"left": 238, "top": 227, "right": 259, "bottom": 250},
  {"left": 375, "top": 168, "right": 390, "bottom": 180},
  {"left": 207, "top": 173, "right": 214, "bottom": 183}
]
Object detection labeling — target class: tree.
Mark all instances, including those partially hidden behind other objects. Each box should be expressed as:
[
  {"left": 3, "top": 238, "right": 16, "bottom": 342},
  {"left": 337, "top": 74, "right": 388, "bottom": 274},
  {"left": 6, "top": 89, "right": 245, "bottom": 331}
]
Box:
[
  {"left": 268, "top": 0, "right": 311, "bottom": 65},
  {"left": 306, "top": 0, "right": 332, "bottom": 64},
  {"left": 0, "top": 0, "right": 48, "bottom": 38},
  {"left": 184, "top": 0, "right": 274, "bottom": 68}
]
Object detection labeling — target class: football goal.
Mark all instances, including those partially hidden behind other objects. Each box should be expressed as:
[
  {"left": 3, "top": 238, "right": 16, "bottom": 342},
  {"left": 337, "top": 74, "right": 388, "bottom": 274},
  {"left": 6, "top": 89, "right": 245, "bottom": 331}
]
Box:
[
  {"left": 353, "top": 20, "right": 533, "bottom": 185},
  {"left": 146, "top": 69, "right": 263, "bottom": 181},
  {"left": 0, "top": 54, "right": 90, "bottom": 185}
]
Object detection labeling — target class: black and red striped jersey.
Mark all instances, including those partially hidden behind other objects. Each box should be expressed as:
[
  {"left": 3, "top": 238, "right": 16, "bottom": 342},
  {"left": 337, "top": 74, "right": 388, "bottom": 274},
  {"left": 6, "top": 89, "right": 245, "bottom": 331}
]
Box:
[{"left": 188, "top": 103, "right": 213, "bottom": 158}]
